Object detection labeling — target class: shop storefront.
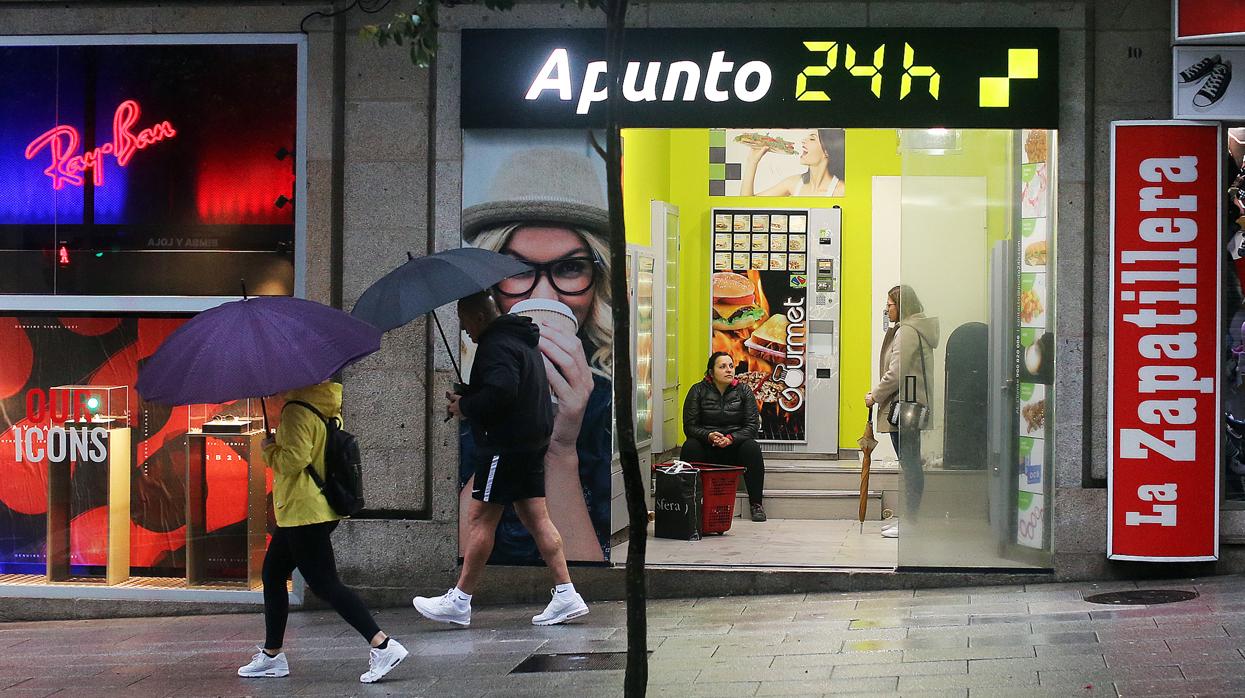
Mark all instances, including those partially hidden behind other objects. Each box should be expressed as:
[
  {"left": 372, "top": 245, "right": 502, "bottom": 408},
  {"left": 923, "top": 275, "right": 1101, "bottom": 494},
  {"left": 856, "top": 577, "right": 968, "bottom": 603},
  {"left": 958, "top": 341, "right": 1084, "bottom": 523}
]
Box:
[
  {"left": 0, "top": 35, "right": 306, "bottom": 600},
  {"left": 459, "top": 27, "right": 1063, "bottom": 571}
]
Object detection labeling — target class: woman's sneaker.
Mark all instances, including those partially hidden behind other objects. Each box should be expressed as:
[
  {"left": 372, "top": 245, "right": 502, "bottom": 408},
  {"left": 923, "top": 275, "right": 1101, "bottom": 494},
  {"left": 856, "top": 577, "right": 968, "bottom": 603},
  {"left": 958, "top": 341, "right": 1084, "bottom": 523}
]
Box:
[
  {"left": 1195, "top": 61, "right": 1232, "bottom": 108},
  {"left": 532, "top": 588, "right": 589, "bottom": 626},
  {"left": 413, "top": 589, "right": 472, "bottom": 626},
  {"left": 360, "top": 638, "right": 408, "bottom": 684},
  {"left": 1180, "top": 54, "right": 1222, "bottom": 82},
  {"left": 881, "top": 522, "right": 899, "bottom": 539},
  {"left": 750, "top": 503, "right": 767, "bottom": 522},
  {"left": 237, "top": 648, "right": 289, "bottom": 678}
]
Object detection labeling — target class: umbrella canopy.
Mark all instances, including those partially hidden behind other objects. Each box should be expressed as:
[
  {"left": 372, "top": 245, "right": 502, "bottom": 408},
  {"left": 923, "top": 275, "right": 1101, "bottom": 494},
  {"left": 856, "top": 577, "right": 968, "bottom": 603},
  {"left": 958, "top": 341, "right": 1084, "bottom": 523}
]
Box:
[
  {"left": 857, "top": 406, "right": 878, "bottom": 527},
  {"left": 350, "top": 248, "right": 532, "bottom": 332},
  {"left": 136, "top": 296, "right": 381, "bottom": 406}
]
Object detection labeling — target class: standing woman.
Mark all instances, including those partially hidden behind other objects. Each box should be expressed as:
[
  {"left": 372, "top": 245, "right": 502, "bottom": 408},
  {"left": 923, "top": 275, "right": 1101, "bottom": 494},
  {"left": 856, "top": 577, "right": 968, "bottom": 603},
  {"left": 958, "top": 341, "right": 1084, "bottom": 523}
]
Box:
[
  {"left": 236, "top": 380, "right": 407, "bottom": 683},
  {"left": 866, "top": 286, "right": 940, "bottom": 539},
  {"left": 681, "top": 352, "right": 768, "bottom": 522}
]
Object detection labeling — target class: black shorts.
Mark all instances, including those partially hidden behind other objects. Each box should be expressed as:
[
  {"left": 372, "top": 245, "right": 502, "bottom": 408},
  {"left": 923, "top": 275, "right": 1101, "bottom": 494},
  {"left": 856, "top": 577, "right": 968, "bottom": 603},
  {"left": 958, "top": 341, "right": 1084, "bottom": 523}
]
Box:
[{"left": 471, "top": 448, "right": 547, "bottom": 504}]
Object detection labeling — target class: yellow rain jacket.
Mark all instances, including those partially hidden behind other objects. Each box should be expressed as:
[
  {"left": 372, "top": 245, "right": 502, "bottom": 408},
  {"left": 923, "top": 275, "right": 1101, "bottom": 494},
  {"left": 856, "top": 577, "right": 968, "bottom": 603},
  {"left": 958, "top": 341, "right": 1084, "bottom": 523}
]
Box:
[{"left": 263, "top": 382, "right": 343, "bottom": 527}]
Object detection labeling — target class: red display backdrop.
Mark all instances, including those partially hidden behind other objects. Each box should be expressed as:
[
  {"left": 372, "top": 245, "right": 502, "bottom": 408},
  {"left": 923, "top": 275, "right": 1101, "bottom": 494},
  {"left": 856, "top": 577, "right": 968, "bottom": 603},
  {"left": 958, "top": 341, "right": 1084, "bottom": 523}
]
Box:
[
  {"left": 1175, "top": 0, "right": 1245, "bottom": 42},
  {"left": 1108, "top": 121, "right": 1220, "bottom": 561}
]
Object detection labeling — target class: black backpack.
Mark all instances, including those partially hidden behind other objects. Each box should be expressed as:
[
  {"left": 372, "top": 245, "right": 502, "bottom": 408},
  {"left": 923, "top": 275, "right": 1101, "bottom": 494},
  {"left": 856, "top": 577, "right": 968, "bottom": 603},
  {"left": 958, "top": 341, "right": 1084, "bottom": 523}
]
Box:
[{"left": 285, "top": 401, "right": 365, "bottom": 516}]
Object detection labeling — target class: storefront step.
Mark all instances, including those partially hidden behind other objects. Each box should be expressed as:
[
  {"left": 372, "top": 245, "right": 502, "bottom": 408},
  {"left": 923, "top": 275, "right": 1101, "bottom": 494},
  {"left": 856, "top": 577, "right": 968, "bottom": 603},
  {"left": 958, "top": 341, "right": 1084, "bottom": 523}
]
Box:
[
  {"left": 765, "top": 467, "right": 900, "bottom": 491},
  {"left": 735, "top": 489, "right": 882, "bottom": 520}
]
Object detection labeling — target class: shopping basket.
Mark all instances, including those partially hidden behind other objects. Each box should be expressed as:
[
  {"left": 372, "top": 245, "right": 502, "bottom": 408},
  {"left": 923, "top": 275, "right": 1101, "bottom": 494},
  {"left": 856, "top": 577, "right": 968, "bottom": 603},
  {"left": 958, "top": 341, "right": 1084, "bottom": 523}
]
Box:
[{"left": 653, "top": 461, "right": 746, "bottom": 535}]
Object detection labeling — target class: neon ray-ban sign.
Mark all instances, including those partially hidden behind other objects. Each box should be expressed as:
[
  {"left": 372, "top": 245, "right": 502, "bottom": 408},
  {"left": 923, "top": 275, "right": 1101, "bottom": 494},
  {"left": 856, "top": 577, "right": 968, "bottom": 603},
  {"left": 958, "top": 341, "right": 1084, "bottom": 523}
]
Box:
[{"left": 24, "top": 99, "right": 177, "bottom": 190}]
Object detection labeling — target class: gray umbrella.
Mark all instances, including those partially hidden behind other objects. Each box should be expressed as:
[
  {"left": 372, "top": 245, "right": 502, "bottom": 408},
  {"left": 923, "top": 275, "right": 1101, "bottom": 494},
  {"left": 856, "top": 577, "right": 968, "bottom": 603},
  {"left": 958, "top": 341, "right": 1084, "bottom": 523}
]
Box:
[{"left": 350, "top": 247, "right": 531, "bottom": 381}]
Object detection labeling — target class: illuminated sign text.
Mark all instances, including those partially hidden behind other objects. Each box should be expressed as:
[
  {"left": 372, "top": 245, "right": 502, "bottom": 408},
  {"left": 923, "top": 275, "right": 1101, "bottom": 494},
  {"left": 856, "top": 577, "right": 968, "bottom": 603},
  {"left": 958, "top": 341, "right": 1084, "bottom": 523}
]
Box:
[{"left": 25, "top": 99, "right": 177, "bottom": 190}]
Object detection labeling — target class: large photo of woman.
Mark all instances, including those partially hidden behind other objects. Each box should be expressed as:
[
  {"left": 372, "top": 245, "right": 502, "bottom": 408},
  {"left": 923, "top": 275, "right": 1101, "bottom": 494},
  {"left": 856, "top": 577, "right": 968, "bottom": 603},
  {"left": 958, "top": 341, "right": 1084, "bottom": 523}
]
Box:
[
  {"left": 459, "top": 133, "right": 612, "bottom": 564},
  {"left": 713, "top": 128, "right": 846, "bottom": 198}
]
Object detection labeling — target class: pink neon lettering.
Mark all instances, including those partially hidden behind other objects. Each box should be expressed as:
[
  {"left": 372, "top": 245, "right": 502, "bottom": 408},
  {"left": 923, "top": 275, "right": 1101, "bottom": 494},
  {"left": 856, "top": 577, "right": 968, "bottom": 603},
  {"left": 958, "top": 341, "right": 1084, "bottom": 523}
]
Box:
[{"left": 24, "top": 99, "right": 176, "bottom": 190}]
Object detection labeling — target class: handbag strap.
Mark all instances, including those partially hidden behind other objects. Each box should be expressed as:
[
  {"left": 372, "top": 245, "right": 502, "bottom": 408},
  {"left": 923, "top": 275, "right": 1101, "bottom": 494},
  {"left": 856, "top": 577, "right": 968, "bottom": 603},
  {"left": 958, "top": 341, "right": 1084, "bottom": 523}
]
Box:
[{"left": 904, "top": 328, "right": 930, "bottom": 403}]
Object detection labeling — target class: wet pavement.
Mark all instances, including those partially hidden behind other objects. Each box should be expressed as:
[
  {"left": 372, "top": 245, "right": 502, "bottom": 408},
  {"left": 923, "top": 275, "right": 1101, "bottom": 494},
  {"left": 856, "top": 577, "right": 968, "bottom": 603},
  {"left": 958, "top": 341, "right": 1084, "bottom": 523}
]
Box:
[{"left": 3, "top": 575, "right": 1245, "bottom": 696}]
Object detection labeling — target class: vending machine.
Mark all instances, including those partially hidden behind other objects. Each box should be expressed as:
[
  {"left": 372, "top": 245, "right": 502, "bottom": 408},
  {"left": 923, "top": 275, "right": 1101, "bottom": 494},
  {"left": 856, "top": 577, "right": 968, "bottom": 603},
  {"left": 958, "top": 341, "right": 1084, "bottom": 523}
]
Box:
[{"left": 709, "top": 206, "right": 842, "bottom": 456}]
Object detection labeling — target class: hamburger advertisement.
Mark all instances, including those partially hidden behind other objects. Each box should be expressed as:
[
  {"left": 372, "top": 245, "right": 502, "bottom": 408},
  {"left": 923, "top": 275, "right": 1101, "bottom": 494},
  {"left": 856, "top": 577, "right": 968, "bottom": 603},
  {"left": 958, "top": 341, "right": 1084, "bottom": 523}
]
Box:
[{"left": 710, "top": 268, "right": 808, "bottom": 442}]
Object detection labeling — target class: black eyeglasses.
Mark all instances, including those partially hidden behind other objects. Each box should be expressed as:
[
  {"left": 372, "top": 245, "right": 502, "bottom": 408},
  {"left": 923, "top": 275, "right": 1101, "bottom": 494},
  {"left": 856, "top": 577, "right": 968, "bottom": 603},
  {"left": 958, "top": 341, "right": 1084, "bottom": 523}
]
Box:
[{"left": 495, "top": 255, "right": 601, "bottom": 297}]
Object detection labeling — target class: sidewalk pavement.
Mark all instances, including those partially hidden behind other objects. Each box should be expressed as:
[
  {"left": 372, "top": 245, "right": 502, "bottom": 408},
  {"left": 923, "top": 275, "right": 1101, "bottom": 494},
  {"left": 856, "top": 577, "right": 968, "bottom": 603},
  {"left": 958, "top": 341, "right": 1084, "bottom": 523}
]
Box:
[{"left": 3, "top": 576, "right": 1245, "bottom": 697}]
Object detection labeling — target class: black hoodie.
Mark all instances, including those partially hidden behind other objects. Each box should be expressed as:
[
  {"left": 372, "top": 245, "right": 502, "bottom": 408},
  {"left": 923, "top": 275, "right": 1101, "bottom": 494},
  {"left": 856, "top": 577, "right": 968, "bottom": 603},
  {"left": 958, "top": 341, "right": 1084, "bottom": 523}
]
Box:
[{"left": 459, "top": 314, "right": 554, "bottom": 454}]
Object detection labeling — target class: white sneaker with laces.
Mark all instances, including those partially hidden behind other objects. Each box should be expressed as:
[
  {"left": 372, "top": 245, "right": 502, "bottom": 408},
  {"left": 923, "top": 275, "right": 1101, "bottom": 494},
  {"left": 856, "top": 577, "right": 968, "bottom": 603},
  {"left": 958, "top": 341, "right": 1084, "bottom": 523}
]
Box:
[
  {"left": 532, "top": 588, "right": 589, "bottom": 626},
  {"left": 881, "top": 523, "right": 899, "bottom": 539},
  {"left": 413, "top": 589, "right": 472, "bottom": 626},
  {"left": 881, "top": 520, "right": 897, "bottom": 532},
  {"left": 237, "top": 648, "right": 289, "bottom": 678},
  {"left": 360, "top": 638, "right": 408, "bottom": 684}
]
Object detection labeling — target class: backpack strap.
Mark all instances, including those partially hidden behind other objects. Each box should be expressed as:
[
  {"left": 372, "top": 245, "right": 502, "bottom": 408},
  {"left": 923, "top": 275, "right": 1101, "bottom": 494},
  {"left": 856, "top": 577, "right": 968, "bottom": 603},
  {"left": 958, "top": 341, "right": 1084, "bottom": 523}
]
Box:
[{"left": 284, "top": 400, "right": 329, "bottom": 488}]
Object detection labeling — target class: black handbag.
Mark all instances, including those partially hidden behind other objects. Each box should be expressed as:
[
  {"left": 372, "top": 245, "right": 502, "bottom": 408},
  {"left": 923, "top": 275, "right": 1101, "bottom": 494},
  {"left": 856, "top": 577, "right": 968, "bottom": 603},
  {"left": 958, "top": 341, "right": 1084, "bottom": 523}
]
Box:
[
  {"left": 654, "top": 462, "right": 701, "bottom": 541},
  {"left": 887, "top": 333, "right": 931, "bottom": 430}
]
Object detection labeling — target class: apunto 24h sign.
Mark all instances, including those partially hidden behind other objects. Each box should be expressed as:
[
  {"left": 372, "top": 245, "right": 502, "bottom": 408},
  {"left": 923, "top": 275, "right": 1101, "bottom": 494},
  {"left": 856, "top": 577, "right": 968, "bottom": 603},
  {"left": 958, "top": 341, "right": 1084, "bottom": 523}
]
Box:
[
  {"left": 461, "top": 29, "right": 1058, "bottom": 129},
  {"left": 1108, "top": 121, "right": 1220, "bottom": 562}
]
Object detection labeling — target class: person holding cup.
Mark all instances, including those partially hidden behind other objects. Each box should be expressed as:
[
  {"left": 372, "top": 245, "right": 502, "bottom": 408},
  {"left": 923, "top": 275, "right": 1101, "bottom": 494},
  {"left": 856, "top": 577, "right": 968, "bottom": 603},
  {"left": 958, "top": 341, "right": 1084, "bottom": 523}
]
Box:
[{"left": 457, "top": 148, "right": 613, "bottom": 566}]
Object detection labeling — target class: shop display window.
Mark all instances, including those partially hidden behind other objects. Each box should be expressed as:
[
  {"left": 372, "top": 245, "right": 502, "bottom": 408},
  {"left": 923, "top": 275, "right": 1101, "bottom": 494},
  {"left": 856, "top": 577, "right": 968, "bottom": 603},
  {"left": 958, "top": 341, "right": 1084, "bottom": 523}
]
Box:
[{"left": 0, "top": 40, "right": 300, "bottom": 299}]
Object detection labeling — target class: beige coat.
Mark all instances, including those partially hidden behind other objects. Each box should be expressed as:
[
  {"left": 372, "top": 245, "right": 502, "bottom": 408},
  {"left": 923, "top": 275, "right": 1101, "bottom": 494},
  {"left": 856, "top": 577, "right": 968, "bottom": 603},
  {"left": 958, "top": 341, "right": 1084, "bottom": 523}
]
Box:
[{"left": 873, "top": 314, "right": 940, "bottom": 434}]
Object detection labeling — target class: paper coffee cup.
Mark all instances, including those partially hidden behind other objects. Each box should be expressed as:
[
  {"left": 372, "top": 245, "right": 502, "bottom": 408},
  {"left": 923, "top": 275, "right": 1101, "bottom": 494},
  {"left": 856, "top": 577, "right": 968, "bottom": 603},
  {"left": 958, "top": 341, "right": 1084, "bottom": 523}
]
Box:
[
  {"left": 510, "top": 298, "right": 579, "bottom": 336},
  {"left": 511, "top": 299, "right": 578, "bottom": 408}
]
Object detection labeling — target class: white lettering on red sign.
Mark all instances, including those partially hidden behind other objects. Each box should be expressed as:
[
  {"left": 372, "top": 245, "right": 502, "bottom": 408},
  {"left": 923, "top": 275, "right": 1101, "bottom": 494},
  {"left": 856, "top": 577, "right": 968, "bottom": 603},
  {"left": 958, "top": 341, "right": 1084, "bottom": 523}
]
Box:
[
  {"left": 1109, "top": 122, "right": 1220, "bottom": 561},
  {"left": 24, "top": 99, "right": 177, "bottom": 190}
]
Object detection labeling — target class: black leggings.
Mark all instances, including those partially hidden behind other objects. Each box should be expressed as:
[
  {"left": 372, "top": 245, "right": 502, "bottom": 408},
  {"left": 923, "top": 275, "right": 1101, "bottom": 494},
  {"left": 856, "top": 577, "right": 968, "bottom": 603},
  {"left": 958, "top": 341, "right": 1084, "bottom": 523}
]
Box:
[
  {"left": 679, "top": 437, "right": 766, "bottom": 506},
  {"left": 263, "top": 520, "right": 380, "bottom": 649}
]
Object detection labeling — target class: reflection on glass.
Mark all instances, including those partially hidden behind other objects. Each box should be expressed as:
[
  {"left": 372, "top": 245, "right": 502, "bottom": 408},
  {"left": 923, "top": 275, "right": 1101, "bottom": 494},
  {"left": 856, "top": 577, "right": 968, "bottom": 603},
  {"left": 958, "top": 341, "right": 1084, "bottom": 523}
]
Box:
[{"left": 896, "top": 129, "right": 1054, "bottom": 569}]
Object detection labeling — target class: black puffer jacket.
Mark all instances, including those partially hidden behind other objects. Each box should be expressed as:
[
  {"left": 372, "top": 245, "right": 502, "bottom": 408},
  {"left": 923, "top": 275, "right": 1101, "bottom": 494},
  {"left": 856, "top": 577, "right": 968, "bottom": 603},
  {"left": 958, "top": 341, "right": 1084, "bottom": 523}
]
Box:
[
  {"left": 459, "top": 314, "right": 553, "bottom": 454},
  {"left": 683, "top": 377, "right": 761, "bottom": 444}
]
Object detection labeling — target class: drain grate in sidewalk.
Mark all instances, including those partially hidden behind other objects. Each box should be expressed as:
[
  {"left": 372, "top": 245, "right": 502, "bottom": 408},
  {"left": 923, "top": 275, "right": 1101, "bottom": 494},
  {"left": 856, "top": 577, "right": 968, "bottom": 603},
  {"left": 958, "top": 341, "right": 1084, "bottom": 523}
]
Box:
[
  {"left": 511, "top": 651, "right": 649, "bottom": 673},
  {"left": 1085, "top": 589, "right": 1198, "bottom": 605}
]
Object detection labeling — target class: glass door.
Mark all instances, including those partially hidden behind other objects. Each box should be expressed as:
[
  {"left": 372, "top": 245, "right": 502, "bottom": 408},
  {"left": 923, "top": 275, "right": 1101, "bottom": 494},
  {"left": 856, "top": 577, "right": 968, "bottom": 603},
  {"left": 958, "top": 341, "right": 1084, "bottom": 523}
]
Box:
[{"left": 895, "top": 129, "right": 1054, "bottom": 569}]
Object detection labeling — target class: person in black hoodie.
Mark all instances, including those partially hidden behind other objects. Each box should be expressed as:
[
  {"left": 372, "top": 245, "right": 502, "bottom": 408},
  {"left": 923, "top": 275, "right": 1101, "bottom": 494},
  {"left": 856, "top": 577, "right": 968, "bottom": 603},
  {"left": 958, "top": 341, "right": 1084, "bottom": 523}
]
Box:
[
  {"left": 681, "top": 351, "right": 768, "bottom": 522},
  {"left": 413, "top": 291, "right": 589, "bottom": 627}
]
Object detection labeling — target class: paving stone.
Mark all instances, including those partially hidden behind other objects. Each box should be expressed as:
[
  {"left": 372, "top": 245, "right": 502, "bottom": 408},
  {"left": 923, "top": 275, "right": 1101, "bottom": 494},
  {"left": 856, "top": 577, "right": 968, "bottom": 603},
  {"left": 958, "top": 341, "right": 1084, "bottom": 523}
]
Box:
[
  {"left": 969, "top": 631, "right": 1098, "bottom": 648},
  {"left": 898, "top": 669, "right": 1036, "bottom": 692},
  {"left": 903, "top": 646, "right": 1037, "bottom": 663},
  {"left": 832, "top": 660, "right": 967, "bottom": 679}
]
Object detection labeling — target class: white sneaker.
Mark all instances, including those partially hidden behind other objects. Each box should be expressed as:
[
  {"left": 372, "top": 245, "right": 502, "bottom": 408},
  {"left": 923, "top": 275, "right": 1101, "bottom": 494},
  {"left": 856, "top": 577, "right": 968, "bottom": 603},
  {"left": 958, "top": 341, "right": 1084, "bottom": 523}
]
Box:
[
  {"left": 881, "top": 520, "right": 897, "bottom": 532},
  {"left": 360, "top": 638, "right": 408, "bottom": 684},
  {"left": 532, "top": 588, "right": 589, "bottom": 626},
  {"left": 237, "top": 648, "right": 289, "bottom": 678},
  {"left": 413, "top": 589, "right": 472, "bottom": 626},
  {"left": 881, "top": 523, "right": 899, "bottom": 538}
]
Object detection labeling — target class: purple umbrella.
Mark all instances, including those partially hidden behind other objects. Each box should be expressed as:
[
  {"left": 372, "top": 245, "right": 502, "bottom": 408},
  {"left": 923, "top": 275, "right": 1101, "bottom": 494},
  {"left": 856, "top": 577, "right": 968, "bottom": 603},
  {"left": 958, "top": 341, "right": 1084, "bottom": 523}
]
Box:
[{"left": 136, "top": 296, "right": 381, "bottom": 422}]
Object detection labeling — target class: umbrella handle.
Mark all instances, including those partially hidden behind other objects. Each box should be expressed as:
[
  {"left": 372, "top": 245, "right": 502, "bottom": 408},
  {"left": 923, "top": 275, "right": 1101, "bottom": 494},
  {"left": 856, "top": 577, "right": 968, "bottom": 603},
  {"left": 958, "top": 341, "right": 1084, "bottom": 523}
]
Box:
[
  {"left": 432, "top": 311, "right": 464, "bottom": 384},
  {"left": 260, "top": 396, "right": 271, "bottom": 435}
]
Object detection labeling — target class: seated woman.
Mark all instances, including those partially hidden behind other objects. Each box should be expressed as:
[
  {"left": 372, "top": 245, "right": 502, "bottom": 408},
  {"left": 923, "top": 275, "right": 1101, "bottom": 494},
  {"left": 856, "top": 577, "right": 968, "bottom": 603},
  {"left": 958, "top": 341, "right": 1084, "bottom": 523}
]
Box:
[{"left": 680, "top": 351, "right": 767, "bottom": 522}]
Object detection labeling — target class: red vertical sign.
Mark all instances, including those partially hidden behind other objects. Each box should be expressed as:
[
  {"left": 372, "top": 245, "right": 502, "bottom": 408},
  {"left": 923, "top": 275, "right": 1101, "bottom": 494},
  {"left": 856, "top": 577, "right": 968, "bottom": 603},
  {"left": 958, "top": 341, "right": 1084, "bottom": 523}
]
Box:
[
  {"left": 1175, "top": 0, "right": 1245, "bottom": 42},
  {"left": 1109, "top": 122, "right": 1220, "bottom": 561}
]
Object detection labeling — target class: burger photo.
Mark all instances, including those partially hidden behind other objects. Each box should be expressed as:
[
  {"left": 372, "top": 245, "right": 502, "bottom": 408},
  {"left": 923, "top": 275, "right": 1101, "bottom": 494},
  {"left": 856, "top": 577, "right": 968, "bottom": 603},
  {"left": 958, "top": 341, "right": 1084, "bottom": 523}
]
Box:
[{"left": 711, "top": 271, "right": 766, "bottom": 331}]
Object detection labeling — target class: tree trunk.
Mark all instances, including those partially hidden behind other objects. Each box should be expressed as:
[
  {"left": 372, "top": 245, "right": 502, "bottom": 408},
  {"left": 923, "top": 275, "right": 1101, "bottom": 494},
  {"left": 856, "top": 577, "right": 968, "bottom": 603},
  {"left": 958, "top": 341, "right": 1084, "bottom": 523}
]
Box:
[{"left": 602, "top": 0, "right": 646, "bottom": 695}]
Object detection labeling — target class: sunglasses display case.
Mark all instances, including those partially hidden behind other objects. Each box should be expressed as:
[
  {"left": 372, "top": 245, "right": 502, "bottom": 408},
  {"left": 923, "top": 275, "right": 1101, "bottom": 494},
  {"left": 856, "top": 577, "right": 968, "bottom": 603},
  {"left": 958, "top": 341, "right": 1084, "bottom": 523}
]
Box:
[
  {"left": 45, "top": 385, "right": 131, "bottom": 585},
  {"left": 185, "top": 400, "right": 268, "bottom": 589}
]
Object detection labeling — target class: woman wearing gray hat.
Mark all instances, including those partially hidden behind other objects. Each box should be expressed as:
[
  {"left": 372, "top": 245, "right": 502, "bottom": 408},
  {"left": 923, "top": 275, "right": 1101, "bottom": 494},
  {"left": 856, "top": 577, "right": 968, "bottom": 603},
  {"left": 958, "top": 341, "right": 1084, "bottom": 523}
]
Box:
[{"left": 457, "top": 148, "right": 613, "bottom": 568}]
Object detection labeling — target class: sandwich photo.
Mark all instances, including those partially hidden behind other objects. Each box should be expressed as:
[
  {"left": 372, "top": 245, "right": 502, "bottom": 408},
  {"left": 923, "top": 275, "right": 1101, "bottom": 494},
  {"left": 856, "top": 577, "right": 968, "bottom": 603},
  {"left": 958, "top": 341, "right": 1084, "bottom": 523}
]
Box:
[
  {"left": 711, "top": 272, "right": 767, "bottom": 332},
  {"left": 1024, "top": 240, "right": 1047, "bottom": 266},
  {"left": 744, "top": 314, "right": 789, "bottom": 362},
  {"left": 733, "top": 132, "right": 796, "bottom": 155}
]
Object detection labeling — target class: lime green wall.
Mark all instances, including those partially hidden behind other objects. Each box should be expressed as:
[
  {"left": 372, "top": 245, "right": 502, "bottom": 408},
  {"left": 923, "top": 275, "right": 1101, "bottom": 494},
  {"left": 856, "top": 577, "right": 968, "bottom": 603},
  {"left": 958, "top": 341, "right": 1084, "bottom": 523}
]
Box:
[
  {"left": 622, "top": 128, "right": 1014, "bottom": 450},
  {"left": 622, "top": 130, "right": 670, "bottom": 246}
]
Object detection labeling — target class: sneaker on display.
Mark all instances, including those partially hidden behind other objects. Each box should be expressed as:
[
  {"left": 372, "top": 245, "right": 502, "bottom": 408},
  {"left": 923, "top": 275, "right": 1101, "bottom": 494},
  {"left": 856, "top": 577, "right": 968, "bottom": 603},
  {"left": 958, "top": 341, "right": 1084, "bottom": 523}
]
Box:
[
  {"left": 237, "top": 648, "right": 290, "bottom": 678},
  {"left": 881, "top": 520, "right": 897, "bottom": 533},
  {"left": 1180, "top": 54, "right": 1222, "bottom": 83},
  {"left": 881, "top": 523, "right": 899, "bottom": 539},
  {"left": 1195, "top": 61, "right": 1232, "bottom": 108},
  {"left": 360, "top": 638, "right": 409, "bottom": 684},
  {"left": 532, "top": 588, "right": 590, "bottom": 626},
  {"left": 413, "top": 589, "right": 472, "bottom": 626}
]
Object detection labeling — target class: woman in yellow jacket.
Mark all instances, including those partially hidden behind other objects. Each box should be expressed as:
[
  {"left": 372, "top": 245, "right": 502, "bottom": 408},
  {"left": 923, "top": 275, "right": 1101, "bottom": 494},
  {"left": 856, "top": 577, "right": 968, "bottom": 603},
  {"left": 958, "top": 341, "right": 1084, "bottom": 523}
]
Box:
[{"left": 236, "top": 381, "right": 408, "bottom": 683}]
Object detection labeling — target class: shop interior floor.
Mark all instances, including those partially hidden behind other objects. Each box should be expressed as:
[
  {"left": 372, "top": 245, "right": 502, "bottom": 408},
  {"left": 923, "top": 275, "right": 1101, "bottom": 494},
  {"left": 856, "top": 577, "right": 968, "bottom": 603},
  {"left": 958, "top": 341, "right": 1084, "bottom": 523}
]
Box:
[{"left": 614, "top": 518, "right": 899, "bottom": 569}]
